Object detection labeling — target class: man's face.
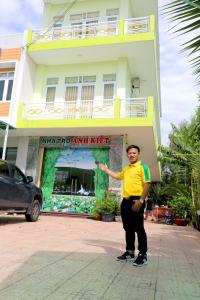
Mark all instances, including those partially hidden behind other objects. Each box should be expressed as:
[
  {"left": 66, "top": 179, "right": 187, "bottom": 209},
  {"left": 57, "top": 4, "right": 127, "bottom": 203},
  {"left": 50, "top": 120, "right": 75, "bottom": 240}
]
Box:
[{"left": 127, "top": 147, "right": 140, "bottom": 164}]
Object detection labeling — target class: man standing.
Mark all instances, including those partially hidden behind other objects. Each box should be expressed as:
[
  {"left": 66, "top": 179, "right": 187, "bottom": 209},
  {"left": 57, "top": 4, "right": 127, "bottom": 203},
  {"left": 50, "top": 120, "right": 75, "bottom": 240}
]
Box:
[{"left": 99, "top": 145, "right": 151, "bottom": 267}]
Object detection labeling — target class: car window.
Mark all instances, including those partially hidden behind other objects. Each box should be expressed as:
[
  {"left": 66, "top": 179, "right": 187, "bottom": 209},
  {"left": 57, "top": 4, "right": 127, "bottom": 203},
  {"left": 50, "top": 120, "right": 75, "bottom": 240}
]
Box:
[
  {"left": 0, "top": 161, "right": 10, "bottom": 177},
  {"left": 10, "top": 165, "right": 25, "bottom": 182}
]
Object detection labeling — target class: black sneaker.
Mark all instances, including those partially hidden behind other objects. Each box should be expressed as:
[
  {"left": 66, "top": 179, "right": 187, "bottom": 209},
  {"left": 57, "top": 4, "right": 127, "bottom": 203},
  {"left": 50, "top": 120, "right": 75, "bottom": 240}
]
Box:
[
  {"left": 116, "top": 251, "right": 135, "bottom": 261},
  {"left": 132, "top": 253, "right": 148, "bottom": 266}
]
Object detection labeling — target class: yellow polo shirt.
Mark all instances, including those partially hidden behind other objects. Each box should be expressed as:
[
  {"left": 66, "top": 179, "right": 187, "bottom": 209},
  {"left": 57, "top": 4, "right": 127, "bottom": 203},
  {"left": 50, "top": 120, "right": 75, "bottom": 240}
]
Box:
[{"left": 116, "top": 160, "right": 151, "bottom": 198}]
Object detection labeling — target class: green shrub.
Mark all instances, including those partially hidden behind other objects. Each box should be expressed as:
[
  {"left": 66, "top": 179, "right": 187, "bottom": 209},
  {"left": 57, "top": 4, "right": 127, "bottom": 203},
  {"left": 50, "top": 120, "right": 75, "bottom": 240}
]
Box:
[{"left": 168, "top": 196, "right": 193, "bottom": 219}]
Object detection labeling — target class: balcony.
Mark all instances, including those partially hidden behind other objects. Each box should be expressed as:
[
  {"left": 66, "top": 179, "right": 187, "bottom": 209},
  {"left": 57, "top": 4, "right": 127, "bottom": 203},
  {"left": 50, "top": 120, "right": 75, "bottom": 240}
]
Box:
[
  {"left": 32, "top": 17, "right": 150, "bottom": 43},
  {"left": 22, "top": 98, "right": 149, "bottom": 120}
]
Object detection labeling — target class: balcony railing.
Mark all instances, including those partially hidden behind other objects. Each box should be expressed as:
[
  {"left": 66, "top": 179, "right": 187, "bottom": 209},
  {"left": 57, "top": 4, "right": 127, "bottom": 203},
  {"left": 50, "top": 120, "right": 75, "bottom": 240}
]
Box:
[
  {"left": 124, "top": 17, "right": 150, "bottom": 34},
  {"left": 22, "top": 98, "right": 148, "bottom": 120},
  {"left": 32, "top": 21, "right": 119, "bottom": 42},
  {"left": 120, "top": 98, "right": 147, "bottom": 118},
  {"left": 32, "top": 17, "right": 150, "bottom": 43}
]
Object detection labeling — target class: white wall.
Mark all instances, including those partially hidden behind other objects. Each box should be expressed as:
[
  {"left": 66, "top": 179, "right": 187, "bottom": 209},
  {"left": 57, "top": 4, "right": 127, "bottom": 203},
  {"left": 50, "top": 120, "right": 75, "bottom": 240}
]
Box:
[{"left": 16, "top": 137, "right": 29, "bottom": 172}]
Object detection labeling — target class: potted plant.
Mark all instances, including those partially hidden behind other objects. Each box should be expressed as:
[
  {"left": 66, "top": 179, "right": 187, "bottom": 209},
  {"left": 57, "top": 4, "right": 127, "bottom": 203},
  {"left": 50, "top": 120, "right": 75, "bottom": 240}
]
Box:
[
  {"left": 168, "top": 196, "right": 193, "bottom": 226},
  {"left": 91, "top": 192, "right": 120, "bottom": 222}
]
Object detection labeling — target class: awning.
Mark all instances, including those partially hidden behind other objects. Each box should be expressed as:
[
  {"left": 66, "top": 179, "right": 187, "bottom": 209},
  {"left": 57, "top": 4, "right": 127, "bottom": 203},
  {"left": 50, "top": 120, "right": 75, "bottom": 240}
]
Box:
[
  {"left": 0, "top": 120, "right": 15, "bottom": 160},
  {"left": 0, "top": 120, "right": 15, "bottom": 131}
]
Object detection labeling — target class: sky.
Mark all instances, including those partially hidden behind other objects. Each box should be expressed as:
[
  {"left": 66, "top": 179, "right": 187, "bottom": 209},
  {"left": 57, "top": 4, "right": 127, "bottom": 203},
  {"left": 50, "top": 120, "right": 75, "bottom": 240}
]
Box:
[{"left": 0, "top": 0, "right": 198, "bottom": 145}]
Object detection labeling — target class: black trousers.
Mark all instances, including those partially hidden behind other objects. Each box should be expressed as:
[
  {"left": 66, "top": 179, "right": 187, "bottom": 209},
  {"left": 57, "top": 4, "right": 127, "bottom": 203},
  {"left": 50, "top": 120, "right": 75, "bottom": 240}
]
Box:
[{"left": 120, "top": 196, "right": 147, "bottom": 254}]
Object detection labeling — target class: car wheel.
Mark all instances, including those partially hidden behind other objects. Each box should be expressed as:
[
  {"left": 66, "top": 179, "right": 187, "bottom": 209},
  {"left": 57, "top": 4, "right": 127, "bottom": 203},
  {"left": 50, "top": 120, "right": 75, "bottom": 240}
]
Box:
[{"left": 25, "top": 199, "right": 41, "bottom": 222}]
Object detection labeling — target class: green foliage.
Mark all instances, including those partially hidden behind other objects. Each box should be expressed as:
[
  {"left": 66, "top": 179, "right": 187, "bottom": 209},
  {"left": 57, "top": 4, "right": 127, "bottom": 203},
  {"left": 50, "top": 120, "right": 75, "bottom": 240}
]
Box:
[
  {"left": 91, "top": 148, "right": 109, "bottom": 200},
  {"left": 168, "top": 196, "right": 193, "bottom": 219},
  {"left": 92, "top": 192, "right": 121, "bottom": 216},
  {"left": 42, "top": 194, "right": 96, "bottom": 214},
  {"left": 41, "top": 148, "right": 62, "bottom": 203}
]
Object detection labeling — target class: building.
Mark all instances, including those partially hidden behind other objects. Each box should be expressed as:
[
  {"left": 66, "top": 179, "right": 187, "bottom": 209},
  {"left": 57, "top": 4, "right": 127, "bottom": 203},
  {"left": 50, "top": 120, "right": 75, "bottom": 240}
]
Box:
[{"left": 0, "top": 0, "right": 161, "bottom": 214}]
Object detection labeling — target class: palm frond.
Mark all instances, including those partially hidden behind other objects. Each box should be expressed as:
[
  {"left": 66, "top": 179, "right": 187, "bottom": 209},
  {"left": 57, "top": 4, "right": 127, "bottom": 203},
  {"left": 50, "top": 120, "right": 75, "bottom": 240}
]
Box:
[{"left": 162, "top": 0, "right": 200, "bottom": 82}]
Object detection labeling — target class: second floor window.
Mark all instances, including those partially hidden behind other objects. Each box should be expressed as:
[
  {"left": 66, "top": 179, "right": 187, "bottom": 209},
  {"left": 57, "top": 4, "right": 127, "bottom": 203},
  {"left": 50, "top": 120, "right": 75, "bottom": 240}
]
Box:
[
  {"left": 45, "top": 78, "right": 58, "bottom": 104},
  {"left": 0, "top": 72, "right": 14, "bottom": 102},
  {"left": 65, "top": 76, "right": 96, "bottom": 102}
]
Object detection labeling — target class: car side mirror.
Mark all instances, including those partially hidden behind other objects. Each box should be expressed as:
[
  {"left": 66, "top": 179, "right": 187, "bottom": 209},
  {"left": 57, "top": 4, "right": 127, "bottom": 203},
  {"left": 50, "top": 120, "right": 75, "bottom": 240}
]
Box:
[{"left": 26, "top": 176, "right": 33, "bottom": 183}]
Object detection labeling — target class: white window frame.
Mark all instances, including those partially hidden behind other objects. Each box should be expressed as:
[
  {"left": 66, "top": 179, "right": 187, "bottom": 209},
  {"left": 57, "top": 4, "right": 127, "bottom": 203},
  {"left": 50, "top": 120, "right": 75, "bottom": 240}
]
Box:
[
  {"left": 45, "top": 78, "right": 58, "bottom": 105},
  {"left": 65, "top": 76, "right": 96, "bottom": 118},
  {"left": 106, "top": 8, "right": 119, "bottom": 22},
  {"left": 70, "top": 11, "right": 100, "bottom": 38},
  {"left": 0, "top": 72, "right": 14, "bottom": 102},
  {"left": 103, "top": 74, "right": 116, "bottom": 105}
]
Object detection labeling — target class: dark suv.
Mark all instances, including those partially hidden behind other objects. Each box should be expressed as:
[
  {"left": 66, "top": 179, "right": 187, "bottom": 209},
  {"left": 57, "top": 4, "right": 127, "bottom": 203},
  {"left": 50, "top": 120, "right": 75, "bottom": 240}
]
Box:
[{"left": 0, "top": 159, "right": 43, "bottom": 222}]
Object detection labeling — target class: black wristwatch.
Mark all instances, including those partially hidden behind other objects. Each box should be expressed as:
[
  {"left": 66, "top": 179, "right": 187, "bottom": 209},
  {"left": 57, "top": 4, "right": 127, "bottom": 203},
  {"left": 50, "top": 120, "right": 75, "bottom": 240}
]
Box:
[{"left": 139, "top": 198, "right": 144, "bottom": 204}]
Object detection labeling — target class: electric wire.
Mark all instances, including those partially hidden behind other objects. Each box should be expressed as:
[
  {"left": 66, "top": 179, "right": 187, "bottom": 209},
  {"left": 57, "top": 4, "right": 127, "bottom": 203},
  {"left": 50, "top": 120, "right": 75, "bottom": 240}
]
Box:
[{"left": 22, "top": 0, "right": 78, "bottom": 49}]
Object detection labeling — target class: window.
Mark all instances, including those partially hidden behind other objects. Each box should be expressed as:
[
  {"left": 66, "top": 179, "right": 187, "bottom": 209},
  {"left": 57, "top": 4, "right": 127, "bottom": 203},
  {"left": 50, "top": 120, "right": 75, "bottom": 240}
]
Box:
[
  {"left": 0, "top": 147, "right": 17, "bottom": 164},
  {"left": 45, "top": 78, "right": 58, "bottom": 104},
  {"left": 52, "top": 16, "right": 64, "bottom": 39},
  {"left": 106, "top": 8, "right": 119, "bottom": 22},
  {"left": 0, "top": 161, "right": 9, "bottom": 177},
  {"left": 103, "top": 74, "right": 116, "bottom": 104},
  {"left": 65, "top": 76, "right": 96, "bottom": 118},
  {"left": 10, "top": 166, "right": 25, "bottom": 182},
  {"left": 53, "top": 167, "right": 95, "bottom": 196},
  {"left": 65, "top": 76, "right": 96, "bottom": 102},
  {"left": 0, "top": 72, "right": 14, "bottom": 102},
  {"left": 70, "top": 11, "right": 99, "bottom": 38}
]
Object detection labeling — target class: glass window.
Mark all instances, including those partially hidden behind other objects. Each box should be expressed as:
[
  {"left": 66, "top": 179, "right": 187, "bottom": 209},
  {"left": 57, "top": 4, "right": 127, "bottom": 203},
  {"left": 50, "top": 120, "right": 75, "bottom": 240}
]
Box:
[
  {"left": 45, "top": 77, "right": 58, "bottom": 103},
  {"left": 0, "top": 72, "right": 14, "bottom": 101},
  {"left": 81, "top": 85, "right": 94, "bottom": 100},
  {"left": 104, "top": 83, "right": 114, "bottom": 99},
  {"left": 6, "top": 80, "right": 13, "bottom": 101},
  {"left": 0, "top": 161, "right": 9, "bottom": 177},
  {"left": 53, "top": 167, "right": 95, "bottom": 196},
  {"left": 103, "top": 74, "right": 116, "bottom": 101},
  {"left": 10, "top": 166, "right": 25, "bottom": 182},
  {"left": 53, "top": 16, "right": 64, "bottom": 28},
  {"left": 65, "top": 86, "right": 78, "bottom": 101},
  {"left": 46, "top": 78, "right": 58, "bottom": 85},
  {"left": 0, "top": 148, "right": 17, "bottom": 164},
  {"left": 46, "top": 87, "right": 56, "bottom": 102},
  {"left": 0, "top": 80, "right": 5, "bottom": 101},
  {"left": 106, "top": 8, "right": 119, "bottom": 20}
]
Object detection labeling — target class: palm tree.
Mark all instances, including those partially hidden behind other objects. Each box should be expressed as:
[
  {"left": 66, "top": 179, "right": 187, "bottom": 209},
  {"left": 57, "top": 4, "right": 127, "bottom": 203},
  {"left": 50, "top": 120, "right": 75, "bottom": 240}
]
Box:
[{"left": 163, "top": 0, "right": 200, "bottom": 82}]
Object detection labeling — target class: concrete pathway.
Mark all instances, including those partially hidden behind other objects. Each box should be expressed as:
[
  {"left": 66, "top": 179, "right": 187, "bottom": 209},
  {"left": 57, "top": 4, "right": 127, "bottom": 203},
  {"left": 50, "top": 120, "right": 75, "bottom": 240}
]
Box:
[{"left": 0, "top": 215, "right": 200, "bottom": 300}]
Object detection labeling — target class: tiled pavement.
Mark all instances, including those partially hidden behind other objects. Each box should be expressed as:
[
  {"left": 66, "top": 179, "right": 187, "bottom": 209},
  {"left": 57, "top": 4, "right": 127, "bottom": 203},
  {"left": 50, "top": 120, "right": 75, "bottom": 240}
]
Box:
[{"left": 0, "top": 215, "right": 200, "bottom": 300}]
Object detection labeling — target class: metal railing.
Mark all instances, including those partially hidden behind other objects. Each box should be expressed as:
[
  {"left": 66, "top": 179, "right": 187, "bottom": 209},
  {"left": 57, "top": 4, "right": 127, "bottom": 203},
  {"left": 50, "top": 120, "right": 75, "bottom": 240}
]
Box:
[
  {"left": 124, "top": 17, "right": 150, "bottom": 34},
  {"left": 23, "top": 99, "right": 115, "bottom": 120},
  {"left": 120, "top": 98, "right": 147, "bottom": 118},
  {"left": 32, "top": 21, "right": 119, "bottom": 42},
  {"left": 32, "top": 16, "right": 150, "bottom": 43}
]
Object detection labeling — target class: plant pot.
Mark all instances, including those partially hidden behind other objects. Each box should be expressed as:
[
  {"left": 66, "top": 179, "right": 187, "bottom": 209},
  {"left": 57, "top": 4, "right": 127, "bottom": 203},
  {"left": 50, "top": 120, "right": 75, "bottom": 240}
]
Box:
[
  {"left": 102, "top": 213, "right": 115, "bottom": 222},
  {"left": 174, "top": 218, "right": 190, "bottom": 226},
  {"left": 95, "top": 215, "right": 102, "bottom": 221}
]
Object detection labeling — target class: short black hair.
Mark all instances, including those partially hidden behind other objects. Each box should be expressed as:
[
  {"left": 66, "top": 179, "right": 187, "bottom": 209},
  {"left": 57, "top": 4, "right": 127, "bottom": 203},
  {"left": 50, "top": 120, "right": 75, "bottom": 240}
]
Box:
[{"left": 126, "top": 145, "right": 140, "bottom": 153}]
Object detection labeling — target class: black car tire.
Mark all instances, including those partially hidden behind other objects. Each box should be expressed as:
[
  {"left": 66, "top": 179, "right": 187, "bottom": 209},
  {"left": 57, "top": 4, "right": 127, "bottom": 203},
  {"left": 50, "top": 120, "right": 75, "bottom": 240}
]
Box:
[{"left": 25, "top": 199, "right": 41, "bottom": 222}]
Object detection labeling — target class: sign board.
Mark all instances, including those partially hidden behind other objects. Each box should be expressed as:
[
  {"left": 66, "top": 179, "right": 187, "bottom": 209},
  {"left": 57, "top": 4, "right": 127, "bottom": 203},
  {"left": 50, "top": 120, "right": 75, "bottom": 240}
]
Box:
[{"left": 40, "top": 136, "right": 110, "bottom": 147}]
